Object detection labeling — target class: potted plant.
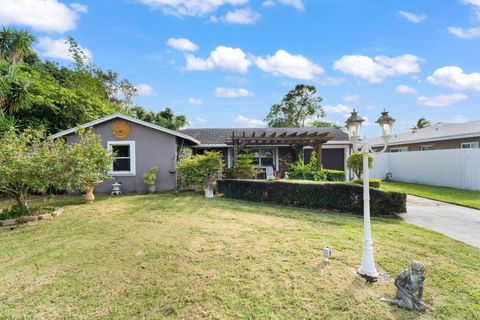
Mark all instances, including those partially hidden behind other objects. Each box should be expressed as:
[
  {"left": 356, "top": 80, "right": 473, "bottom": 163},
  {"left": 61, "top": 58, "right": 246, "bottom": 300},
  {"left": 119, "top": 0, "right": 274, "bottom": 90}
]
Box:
[{"left": 143, "top": 166, "right": 158, "bottom": 193}]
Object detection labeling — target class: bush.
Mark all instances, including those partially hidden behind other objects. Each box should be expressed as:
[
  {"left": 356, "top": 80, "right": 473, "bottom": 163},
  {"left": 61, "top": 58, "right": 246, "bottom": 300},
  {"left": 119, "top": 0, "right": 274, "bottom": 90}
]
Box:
[
  {"left": 176, "top": 151, "right": 224, "bottom": 190},
  {"left": 287, "top": 161, "right": 327, "bottom": 181},
  {"left": 324, "top": 169, "right": 345, "bottom": 181},
  {"left": 347, "top": 153, "right": 373, "bottom": 178},
  {"left": 232, "top": 150, "right": 258, "bottom": 179},
  {"left": 217, "top": 180, "right": 406, "bottom": 216},
  {"left": 352, "top": 178, "right": 381, "bottom": 188},
  {"left": 143, "top": 166, "right": 158, "bottom": 186}
]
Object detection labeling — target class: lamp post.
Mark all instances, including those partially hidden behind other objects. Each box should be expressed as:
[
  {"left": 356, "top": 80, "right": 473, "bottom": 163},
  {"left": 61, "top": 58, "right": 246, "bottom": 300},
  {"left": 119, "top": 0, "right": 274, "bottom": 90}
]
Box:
[{"left": 346, "top": 109, "right": 395, "bottom": 280}]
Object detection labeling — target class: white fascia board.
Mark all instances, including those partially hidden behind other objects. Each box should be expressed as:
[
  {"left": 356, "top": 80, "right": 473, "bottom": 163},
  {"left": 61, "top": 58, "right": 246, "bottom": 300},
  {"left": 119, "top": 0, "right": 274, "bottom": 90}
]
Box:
[{"left": 370, "top": 133, "right": 480, "bottom": 147}]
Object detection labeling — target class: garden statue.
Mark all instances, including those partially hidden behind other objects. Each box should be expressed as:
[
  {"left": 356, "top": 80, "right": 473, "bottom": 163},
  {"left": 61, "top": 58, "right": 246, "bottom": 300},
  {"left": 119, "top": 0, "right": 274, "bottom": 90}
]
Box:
[{"left": 381, "top": 261, "right": 427, "bottom": 311}]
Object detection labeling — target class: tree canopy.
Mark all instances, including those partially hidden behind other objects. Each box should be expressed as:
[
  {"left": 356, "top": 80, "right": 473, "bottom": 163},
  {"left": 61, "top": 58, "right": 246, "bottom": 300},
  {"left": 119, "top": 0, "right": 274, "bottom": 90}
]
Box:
[
  {"left": 265, "top": 84, "right": 324, "bottom": 127},
  {"left": 411, "top": 118, "right": 431, "bottom": 130}
]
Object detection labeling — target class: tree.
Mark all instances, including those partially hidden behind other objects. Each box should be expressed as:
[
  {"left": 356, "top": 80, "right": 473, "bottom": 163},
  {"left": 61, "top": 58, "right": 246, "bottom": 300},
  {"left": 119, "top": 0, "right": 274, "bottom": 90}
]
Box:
[
  {"left": 309, "top": 120, "right": 342, "bottom": 129},
  {"left": 0, "top": 63, "right": 31, "bottom": 113},
  {"left": 66, "top": 36, "right": 87, "bottom": 71},
  {"left": 232, "top": 150, "right": 258, "bottom": 179},
  {"left": 346, "top": 153, "right": 373, "bottom": 178},
  {"left": 131, "top": 106, "right": 187, "bottom": 130},
  {"left": 411, "top": 118, "right": 431, "bottom": 130},
  {"left": 0, "top": 27, "right": 35, "bottom": 64},
  {"left": 265, "top": 84, "right": 324, "bottom": 127},
  {"left": 0, "top": 109, "right": 18, "bottom": 136}
]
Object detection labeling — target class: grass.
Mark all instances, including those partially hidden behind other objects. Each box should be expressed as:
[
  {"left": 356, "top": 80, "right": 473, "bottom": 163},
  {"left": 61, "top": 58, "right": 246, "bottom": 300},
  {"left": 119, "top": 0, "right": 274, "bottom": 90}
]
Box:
[
  {"left": 0, "top": 193, "right": 479, "bottom": 319},
  {"left": 381, "top": 181, "right": 480, "bottom": 209}
]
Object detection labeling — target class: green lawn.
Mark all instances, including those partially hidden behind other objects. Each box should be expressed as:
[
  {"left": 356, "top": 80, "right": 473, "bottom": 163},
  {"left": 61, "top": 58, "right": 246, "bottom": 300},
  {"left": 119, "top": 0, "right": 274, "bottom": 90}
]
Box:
[
  {"left": 1, "top": 193, "right": 479, "bottom": 319},
  {"left": 381, "top": 181, "right": 480, "bottom": 209}
]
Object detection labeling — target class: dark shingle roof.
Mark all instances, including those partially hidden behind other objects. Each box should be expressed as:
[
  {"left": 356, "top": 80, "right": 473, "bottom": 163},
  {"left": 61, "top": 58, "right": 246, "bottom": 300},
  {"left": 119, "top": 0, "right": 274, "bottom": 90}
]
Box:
[{"left": 180, "top": 127, "right": 349, "bottom": 146}]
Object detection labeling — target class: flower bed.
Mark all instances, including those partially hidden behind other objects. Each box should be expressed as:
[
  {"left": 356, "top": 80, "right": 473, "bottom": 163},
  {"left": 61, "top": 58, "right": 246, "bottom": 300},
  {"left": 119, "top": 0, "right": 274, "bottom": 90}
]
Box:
[
  {"left": 0, "top": 207, "right": 64, "bottom": 228},
  {"left": 217, "top": 179, "right": 406, "bottom": 216}
]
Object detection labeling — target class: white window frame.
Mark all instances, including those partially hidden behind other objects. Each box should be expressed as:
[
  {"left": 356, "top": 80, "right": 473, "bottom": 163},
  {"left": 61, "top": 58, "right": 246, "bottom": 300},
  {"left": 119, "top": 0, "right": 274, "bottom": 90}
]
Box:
[
  {"left": 461, "top": 142, "right": 479, "bottom": 149},
  {"left": 107, "top": 141, "right": 136, "bottom": 176},
  {"left": 420, "top": 145, "right": 433, "bottom": 151},
  {"left": 390, "top": 147, "right": 408, "bottom": 153},
  {"left": 251, "top": 147, "right": 277, "bottom": 169}
]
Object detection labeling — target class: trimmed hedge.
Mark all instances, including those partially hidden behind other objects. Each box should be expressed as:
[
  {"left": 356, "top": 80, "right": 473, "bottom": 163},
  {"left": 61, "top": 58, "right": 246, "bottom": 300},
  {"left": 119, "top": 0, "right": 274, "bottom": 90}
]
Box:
[
  {"left": 324, "top": 169, "right": 345, "bottom": 181},
  {"left": 352, "top": 178, "right": 382, "bottom": 188},
  {"left": 217, "top": 180, "right": 406, "bottom": 216}
]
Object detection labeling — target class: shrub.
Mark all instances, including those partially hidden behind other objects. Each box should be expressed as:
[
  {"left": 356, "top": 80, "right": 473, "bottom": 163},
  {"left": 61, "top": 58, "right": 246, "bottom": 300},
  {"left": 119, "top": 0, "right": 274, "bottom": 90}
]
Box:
[
  {"left": 347, "top": 153, "right": 373, "bottom": 178},
  {"left": 352, "top": 178, "right": 381, "bottom": 188},
  {"left": 287, "top": 161, "right": 327, "bottom": 181},
  {"left": 176, "top": 151, "right": 224, "bottom": 189},
  {"left": 0, "top": 204, "right": 30, "bottom": 220},
  {"left": 217, "top": 180, "right": 406, "bottom": 216},
  {"left": 324, "top": 169, "right": 345, "bottom": 181},
  {"left": 143, "top": 166, "right": 158, "bottom": 186},
  {"left": 232, "top": 150, "right": 258, "bottom": 179}
]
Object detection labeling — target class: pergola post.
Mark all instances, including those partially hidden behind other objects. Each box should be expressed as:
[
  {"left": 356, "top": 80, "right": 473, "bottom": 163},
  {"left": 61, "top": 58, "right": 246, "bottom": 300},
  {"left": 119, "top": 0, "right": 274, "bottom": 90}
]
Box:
[{"left": 314, "top": 143, "right": 323, "bottom": 170}]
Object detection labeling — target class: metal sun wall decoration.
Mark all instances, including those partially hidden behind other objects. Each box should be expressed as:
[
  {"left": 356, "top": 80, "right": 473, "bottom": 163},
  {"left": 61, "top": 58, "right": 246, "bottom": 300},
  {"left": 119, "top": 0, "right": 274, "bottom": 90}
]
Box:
[{"left": 111, "top": 120, "right": 131, "bottom": 140}]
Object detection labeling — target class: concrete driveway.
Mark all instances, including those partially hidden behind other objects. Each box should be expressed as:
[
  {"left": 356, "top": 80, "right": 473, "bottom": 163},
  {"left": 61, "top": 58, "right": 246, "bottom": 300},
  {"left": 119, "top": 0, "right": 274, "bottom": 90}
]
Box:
[{"left": 400, "top": 195, "right": 480, "bottom": 248}]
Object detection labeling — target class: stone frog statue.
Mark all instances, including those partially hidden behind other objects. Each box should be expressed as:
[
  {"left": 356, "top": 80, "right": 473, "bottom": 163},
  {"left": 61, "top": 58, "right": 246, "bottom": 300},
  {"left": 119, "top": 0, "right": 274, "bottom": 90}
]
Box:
[{"left": 382, "top": 261, "right": 427, "bottom": 311}]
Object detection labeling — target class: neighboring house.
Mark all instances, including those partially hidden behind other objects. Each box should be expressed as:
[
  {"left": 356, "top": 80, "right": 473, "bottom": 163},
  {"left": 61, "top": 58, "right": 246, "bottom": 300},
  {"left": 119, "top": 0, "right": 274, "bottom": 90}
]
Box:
[
  {"left": 181, "top": 128, "right": 350, "bottom": 177},
  {"left": 369, "top": 120, "right": 480, "bottom": 152},
  {"left": 51, "top": 113, "right": 200, "bottom": 193},
  {"left": 52, "top": 113, "right": 351, "bottom": 193}
]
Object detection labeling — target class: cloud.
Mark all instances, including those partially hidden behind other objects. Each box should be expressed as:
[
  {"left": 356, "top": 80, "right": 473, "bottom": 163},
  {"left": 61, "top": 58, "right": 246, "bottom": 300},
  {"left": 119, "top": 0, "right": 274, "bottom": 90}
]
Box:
[
  {"left": 342, "top": 94, "right": 359, "bottom": 102},
  {"left": 196, "top": 117, "right": 206, "bottom": 123},
  {"left": 215, "top": 87, "right": 254, "bottom": 97},
  {"left": 234, "top": 115, "right": 265, "bottom": 127},
  {"left": 427, "top": 66, "right": 480, "bottom": 91},
  {"left": 218, "top": 8, "right": 261, "bottom": 24},
  {"left": 461, "top": 0, "right": 480, "bottom": 5},
  {"left": 0, "top": 0, "right": 82, "bottom": 33},
  {"left": 185, "top": 46, "right": 251, "bottom": 73},
  {"left": 167, "top": 37, "right": 199, "bottom": 52},
  {"left": 448, "top": 27, "right": 480, "bottom": 39},
  {"left": 398, "top": 11, "right": 426, "bottom": 23},
  {"left": 135, "top": 83, "right": 154, "bottom": 96},
  {"left": 187, "top": 97, "right": 202, "bottom": 105},
  {"left": 70, "top": 3, "right": 88, "bottom": 13},
  {"left": 418, "top": 93, "right": 467, "bottom": 107},
  {"left": 136, "top": 0, "right": 249, "bottom": 16},
  {"left": 36, "top": 36, "right": 92, "bottom": 62},
  {"left": 453, "top": 115, "right": 468, "bottom": 123},
  {"left": 333, "top": 54, "right": 422, "bottom": 83},
  {"left": 396, "top": 84, "right": 417, "bottom": 94},
  {"left": 255, "top": 50, "right": 324, "bottom": 79},
  {"left": 323, "top": 104, "right": 352, "bottom": 117},
  {"left": 263, "top": 0, "right": 304, "bottom": 10}
]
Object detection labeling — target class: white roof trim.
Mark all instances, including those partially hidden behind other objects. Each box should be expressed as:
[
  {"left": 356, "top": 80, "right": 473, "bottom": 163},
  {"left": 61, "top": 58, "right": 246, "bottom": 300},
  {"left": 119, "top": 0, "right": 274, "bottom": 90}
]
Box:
[
  {"left": 50, "top": 113, "right": 200, "bottom": 144},
  {"left": 370, "top": 132, "right": 480, "bottom": 147}
]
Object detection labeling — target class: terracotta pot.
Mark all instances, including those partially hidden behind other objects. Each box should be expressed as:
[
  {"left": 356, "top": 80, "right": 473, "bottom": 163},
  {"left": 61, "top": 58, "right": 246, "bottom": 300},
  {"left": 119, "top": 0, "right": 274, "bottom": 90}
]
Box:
[{"left": 85, "top": 187, "right": 95, "bottom": 203}]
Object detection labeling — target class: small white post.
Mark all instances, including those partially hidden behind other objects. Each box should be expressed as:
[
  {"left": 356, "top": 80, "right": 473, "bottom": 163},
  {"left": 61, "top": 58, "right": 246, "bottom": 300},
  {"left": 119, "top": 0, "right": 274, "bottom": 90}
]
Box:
[{"left": 357, "top": 144, "right": 379, "bottom": 278}]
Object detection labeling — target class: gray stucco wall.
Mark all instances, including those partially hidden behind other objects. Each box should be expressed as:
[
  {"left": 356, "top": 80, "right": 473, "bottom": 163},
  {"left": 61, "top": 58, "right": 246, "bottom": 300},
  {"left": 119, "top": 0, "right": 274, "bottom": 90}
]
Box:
[{"left": 65, "top": 119, "right": 177, "bottom": 193}]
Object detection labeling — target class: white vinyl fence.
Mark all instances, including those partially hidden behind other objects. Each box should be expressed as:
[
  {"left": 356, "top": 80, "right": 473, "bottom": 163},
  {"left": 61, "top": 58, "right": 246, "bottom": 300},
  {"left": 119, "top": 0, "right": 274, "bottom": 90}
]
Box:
[{"left": 369, "top": 149, "right": 480, "bottom": 190}]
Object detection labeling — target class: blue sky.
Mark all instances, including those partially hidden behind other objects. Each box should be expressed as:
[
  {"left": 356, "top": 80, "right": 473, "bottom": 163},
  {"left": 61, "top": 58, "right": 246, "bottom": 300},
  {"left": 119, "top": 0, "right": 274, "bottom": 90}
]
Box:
[{"left": 1, "top": 0, "right": 480, "bottom": 136}]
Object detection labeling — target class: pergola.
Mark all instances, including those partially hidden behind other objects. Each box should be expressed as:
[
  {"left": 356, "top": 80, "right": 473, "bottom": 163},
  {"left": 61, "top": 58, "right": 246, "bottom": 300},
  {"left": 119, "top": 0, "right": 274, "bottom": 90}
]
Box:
[{"left": 226, "top": 130, "right": 333, "bottom": 170}]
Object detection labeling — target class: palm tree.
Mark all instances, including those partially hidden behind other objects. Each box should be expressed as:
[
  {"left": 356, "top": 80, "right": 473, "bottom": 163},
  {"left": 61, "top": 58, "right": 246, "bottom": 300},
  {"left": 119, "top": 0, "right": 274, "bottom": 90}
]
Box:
[
  {"left": 0, "top": 64, "right": 30, "bottom": 113},
  {"left": 156, "top": 108, "right": 187, "bottom": 130},
  {"left": 0, "top": 27, "right": 35, "bottom": 64},
  {"left": 411, "top": 118, "right": 431, "bottom": 130}
]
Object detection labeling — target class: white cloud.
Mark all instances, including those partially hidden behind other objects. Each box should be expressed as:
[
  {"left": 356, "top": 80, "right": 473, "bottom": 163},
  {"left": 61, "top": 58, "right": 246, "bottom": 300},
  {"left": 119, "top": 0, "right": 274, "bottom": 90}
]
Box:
[
  {"left": 185, "top": 46, "right": 251, "bottom": 73},
  {"left": 323, "top": 104, "right": 352, "bottom": 117},
  {"left": 136, "top": 0, "right": 249, "bottom": 16},
  {"left": 187, "top": 97, "right": 202, "bottom": 105},
  {"left": 36, "top": 37, "right": 92, "bottom": 62},
  {"left": 70, "top": 3, "right": 88, "bottom": 13},
  {"left": 396, "top": 85, "right": 417, "bottom": 94},
  {"left": 398, "top": 11, "right": 426, "bottom": 23},
  {"left": 135, "top": 83, "right": 154, "bottom": 96},
  {"left": 448, "top": 27, "right": 480, "bottom": 39},
  {"left": 263, "top": 0, "right": 304, "bottom": 10},
  {"left": 0, "top": 0, "right": 82, "bottom": 33},
  {"left": 196, "top": 117, "right": 206, "bottom": 123},
  {"left": 219, "top": 8, "right": 261, "bottom": 24},
  {"left": 418, "top": 93, "right": 467, "bottom": 107},
  {"left": 333, "top": 54, "right": 422, "bottom": 83},
  {"left": 453, "top": 115, "right": 468, "bottom": 123},
  {"left": 234, "top": 115, "right": 265, "bottom": 127},
  {"left": 427, "top": 66, "right": 480, "bottom": 91},
  {"left": 255, "top": 50, "right": 324, "bottom": 80},
  {"left": 167, "top": 38, "right": 199, "bottom": 52},
  {"left": 342, "top": 94, "right": 359, "bottom": 102},
  {"left": 461, "top": 0, "right": 480, "bottom": 5},
  {"left": 215, "top": 87, "right": 254, "bottom": 97}
]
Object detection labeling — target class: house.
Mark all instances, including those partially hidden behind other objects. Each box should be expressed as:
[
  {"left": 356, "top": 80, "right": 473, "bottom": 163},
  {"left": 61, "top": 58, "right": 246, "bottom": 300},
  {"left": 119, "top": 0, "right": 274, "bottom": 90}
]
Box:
[
  {"left": 52, "top": 113, "right": 351, "bottom": 193},
  {"left": 369, "top": 120, "right": 480, "bottom": 152},
  {"left": 180, "top": 127, "right": 350, "bottom": 176}
]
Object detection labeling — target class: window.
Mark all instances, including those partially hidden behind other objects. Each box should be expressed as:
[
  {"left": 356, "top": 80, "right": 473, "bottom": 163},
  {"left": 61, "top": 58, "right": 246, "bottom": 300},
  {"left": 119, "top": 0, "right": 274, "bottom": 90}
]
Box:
[
  {"left": 390, "top": 147, "right": 408, "bottom": 153},
  {"left": 420, "top": 145, "right": 433, "bottom": 151},
  {"left": 252, "top": 148, "right": 275, "bottom": 168},
  {"left": 461, "top": 142, "right": 479, "bottom": 149},
  {"left": 107, "top": 141, "right": 136, "bottom": 176}
]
